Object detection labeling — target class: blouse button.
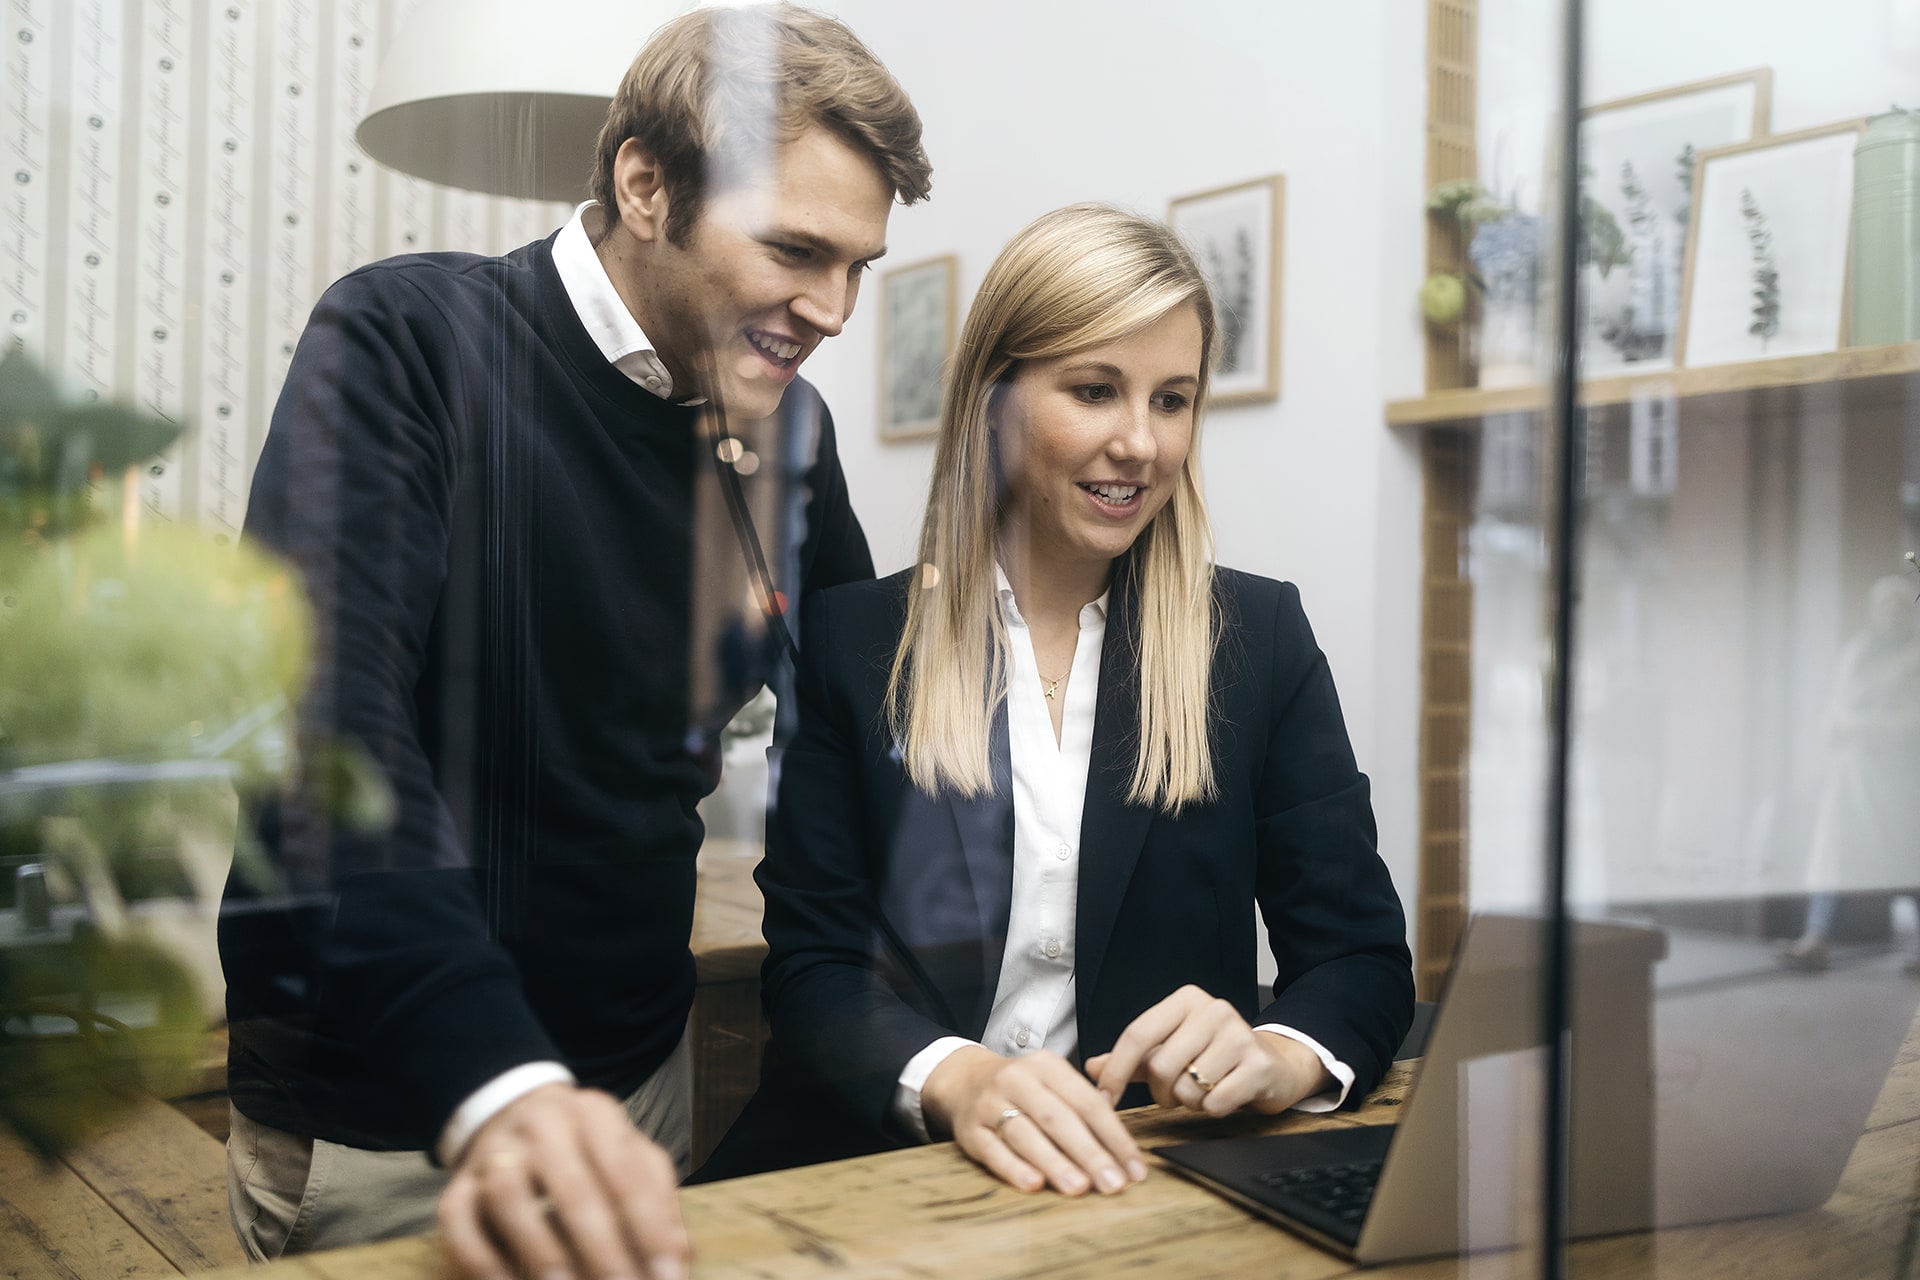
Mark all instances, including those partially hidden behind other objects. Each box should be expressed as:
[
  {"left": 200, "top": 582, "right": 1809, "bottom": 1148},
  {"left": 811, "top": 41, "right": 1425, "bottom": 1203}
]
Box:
[
  {"left": 1015, "top": 1028, "right": 1031, "bottom": 1048},
  {"left": 1043, "top": 939, "right": 1062, "bottom": 959},
  {"left": 1055, "top": 842, "right": 1070, "bottom": 861}
]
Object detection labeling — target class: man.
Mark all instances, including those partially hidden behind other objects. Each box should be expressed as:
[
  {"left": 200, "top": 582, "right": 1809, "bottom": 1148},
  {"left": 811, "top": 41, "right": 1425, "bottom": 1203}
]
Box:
[{"left": 217, "top": 8, "right": 931, "bottom": 1280}]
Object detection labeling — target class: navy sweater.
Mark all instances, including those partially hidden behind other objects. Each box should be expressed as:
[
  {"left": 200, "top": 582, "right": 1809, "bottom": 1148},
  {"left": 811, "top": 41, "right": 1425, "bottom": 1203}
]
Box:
[{"left": 220, "top": 234, "right": 873, "bottom": 1151}]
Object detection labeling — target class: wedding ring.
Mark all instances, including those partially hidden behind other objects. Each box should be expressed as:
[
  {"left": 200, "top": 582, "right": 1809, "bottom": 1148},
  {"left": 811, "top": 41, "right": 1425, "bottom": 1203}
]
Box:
[
  {"left": 994, "top": 1106, "right": 1025, "bottom": 1132},
  {"left": 1186, "top": 1066, "right": 1216, "bottom": 1093}
]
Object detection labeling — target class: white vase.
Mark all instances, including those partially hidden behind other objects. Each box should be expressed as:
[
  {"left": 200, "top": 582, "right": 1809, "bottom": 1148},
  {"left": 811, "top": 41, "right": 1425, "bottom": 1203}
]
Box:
[{"left": 1470, "top": 214, "right": 1543, "bottom": 389}]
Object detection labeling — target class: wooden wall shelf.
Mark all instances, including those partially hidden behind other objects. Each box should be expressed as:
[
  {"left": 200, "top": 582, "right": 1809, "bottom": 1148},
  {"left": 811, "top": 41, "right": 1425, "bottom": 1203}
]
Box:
[{"left": 1385, "top": 340, "right": 1920, "bottom": 429}]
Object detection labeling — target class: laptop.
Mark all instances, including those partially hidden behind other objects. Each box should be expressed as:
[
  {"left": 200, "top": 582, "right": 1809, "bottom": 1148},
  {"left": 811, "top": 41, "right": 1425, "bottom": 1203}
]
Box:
[{"left": 1157, "top": 913, "right": 1920, "bottom": 1265}]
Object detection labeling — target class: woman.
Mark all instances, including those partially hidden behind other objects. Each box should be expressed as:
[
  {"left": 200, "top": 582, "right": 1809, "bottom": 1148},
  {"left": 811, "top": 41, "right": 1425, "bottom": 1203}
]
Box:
[
  {"left": 1780, "top": 574, "right": 1920, "bottom": 973},
  {"left": 701, "top": 204, "right": 1412, "bottom": 1195}
]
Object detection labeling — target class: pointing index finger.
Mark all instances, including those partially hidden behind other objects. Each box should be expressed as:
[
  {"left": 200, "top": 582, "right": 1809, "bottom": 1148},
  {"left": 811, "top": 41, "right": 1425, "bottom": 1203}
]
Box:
[{"left": 1091, "top": 996, "right": 1186, "bottom": 1100}]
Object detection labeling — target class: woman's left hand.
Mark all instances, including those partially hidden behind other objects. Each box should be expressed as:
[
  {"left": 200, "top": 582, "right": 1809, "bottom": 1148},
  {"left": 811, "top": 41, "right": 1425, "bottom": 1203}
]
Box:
[{"left": 1085, "top": 985, "right": 1333, "bottom": 1117}]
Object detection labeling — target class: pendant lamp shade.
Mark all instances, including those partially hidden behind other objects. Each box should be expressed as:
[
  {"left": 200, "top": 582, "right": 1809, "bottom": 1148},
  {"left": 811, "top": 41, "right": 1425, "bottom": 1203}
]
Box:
[{"left": 356, "top": 0, "right": 692, "bottom": 202}]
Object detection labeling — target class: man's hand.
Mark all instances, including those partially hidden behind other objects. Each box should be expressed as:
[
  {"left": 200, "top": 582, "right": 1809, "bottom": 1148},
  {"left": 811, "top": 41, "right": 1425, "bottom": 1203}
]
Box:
[
  {"left": 1086, "top": 986, "right": 1332, "bottom": 1118},
  {"left": 920, "top": 1045, "right": 1148, "bottom": 1196},
  {"left": 436, "top": 1083, "right": 689, "bottom": 1280}
]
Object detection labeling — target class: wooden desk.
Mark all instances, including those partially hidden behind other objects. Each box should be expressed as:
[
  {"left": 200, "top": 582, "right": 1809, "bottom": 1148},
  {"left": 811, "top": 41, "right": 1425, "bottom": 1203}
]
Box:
[
  {"left": 183, "top": 1027, "right": 1920, "bottom": 1279},
  {"left": 1, "top": 1093, "right": 248, "bottom": 1277}
]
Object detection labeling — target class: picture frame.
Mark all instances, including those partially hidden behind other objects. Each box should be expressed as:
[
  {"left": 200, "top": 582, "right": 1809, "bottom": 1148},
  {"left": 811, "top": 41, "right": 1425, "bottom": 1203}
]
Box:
[
  {"left": 1576, "top": 69, "right": 1772, "bottom": 376},
  {"left": 877, "top": 254, "right": 958, "bottom": 442},
  {"left": 1675, "top": 120, "right": 1865, "bottom": 368},
  {"left": 1169, "top": 175, "right": 1284, "bottom": 406}
]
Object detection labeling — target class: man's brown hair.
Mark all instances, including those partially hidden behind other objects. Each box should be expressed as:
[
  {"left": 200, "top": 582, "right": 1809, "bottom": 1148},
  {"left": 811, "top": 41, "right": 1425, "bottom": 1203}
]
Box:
[{"left": 590, "top": 3, "right": 932, "bottom": 244}]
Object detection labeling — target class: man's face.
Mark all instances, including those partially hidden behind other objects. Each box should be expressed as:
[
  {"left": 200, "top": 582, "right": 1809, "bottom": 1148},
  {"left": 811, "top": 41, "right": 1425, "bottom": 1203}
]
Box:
[{"left": 635, "top": 126, "right": 893, "bottom": 421}]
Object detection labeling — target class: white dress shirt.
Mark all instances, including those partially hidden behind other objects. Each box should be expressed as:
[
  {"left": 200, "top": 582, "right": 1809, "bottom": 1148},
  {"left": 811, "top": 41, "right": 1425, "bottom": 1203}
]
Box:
[
  {"left": 436, "top": 202, "right": 691, "bottom": 1167},
  {"left": 891, "top": 568, "right": 1353, "bottom": 1140},
  {"left": 548, "top": 201, "right": 704, "bottom": 404}
]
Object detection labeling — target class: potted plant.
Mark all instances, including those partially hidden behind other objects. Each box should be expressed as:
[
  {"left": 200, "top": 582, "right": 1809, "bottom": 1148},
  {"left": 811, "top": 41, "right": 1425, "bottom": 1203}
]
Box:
[
  {"left": 1420, "top": 179, "right": 1509, "bottom": 389},
  {"left": 0, "top": 350, "right": 380, "bottom": 1155}
]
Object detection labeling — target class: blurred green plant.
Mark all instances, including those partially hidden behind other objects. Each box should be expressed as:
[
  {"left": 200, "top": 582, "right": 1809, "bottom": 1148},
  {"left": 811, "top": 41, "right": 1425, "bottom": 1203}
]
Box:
[
  {"left": 0, "top": 353, "right": 180, "bottom": 545},
  {"left": 1421, "top": 179, "right": 1510, "bottom": 327},
  {"left": 1575, "top": 163, "right": 1633, "bottom": 281},
  {"left": 0, "top": 348, "right": 381, "bottom": 1155},
  {"left": 1739, "top": 187, "right": 1781, "bottom": 348}
]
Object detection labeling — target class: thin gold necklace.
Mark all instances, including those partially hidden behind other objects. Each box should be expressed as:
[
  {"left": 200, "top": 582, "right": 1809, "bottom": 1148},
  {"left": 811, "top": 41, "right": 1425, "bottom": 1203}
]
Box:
[{"left": 1038, "top": 667, "right": 1068, "bottom": 700}]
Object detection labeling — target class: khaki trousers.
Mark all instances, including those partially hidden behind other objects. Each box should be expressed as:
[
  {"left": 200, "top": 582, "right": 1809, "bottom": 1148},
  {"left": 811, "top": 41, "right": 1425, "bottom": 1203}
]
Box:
[{"left": 226, "top": 1029, "right": 692, "bottom": 1262}]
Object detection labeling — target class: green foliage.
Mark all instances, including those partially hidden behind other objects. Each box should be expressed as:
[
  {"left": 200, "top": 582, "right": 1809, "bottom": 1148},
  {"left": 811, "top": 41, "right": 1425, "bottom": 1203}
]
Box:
[
  {"left": 1620, "top": 162, "right": 1655, "bottom": 233},
  {"left": 0, "top": 930, "right": 203, "bottom": 1157},
  {"left": 1674, "top": 143, "right": 1697, "bottom": 228},
  {"left": 0, "top": 350, "right": 182, "bottom": 543},
  {"left": 1574, "top": 162, "right": 1634, "bottom": 282},
  {"left": 1421, "top": 181, "right": 1510, "bottom": 326},
  {"left": 1427, "top": 178, "right": 1506, "bottom": 228},
  {"left": 0, "top": 349, "right": 388, "bottom": 1154},
  {"left": 0, "top": 526, "right": 310, "bottom": 770},
  {"left": 1739, "top": 188, "right": 1781, "bottom": 345},
  {"left": 310, "top": 736, "right": 398, "bottom": 834}
]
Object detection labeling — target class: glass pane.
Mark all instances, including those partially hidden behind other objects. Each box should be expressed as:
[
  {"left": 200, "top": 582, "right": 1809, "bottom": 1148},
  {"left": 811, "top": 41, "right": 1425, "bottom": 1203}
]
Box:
[
  {"left": 1562, "top": 1, "right": 1920, "bottom": 1274},
  {"left": 1403, "top": 0, "right": 1579, "bottom": 1270}
]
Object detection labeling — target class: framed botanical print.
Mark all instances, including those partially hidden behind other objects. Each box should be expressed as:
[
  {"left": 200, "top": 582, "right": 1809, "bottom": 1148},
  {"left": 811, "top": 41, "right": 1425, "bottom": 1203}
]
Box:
[
  {"left": 1577, "top": 69, "right": 1772, "bottom": 375},
  {"left": 1169, "top": 175, "right": 1285, "bottom": 406},
  {"left": 1676, "top": 120, "right": 1864, "bottom": 367},
  {"left": 878, "top": 254, "right": 958, "bottom": 442}
]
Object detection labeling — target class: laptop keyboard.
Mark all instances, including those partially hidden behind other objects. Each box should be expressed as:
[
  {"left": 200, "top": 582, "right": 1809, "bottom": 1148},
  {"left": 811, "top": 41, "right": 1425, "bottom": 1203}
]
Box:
[{"left": 1251, "top": 1159, "right": 1383, "bottom": 1229}]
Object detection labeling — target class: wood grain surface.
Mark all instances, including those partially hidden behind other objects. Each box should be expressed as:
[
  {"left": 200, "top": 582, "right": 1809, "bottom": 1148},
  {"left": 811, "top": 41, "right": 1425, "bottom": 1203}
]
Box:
[
  {"left": 0, "top": 1122, "right": 191, "bottom": 1280},
  {"left": 59, "top": 1095, "right": 248, "bottom": 1273},
  {"left": 189, "top": 1035, "right": 1920, "bottom": 1280},
  {"left": 1385, "top": 339, "right": 1920, "bottom": 428}
]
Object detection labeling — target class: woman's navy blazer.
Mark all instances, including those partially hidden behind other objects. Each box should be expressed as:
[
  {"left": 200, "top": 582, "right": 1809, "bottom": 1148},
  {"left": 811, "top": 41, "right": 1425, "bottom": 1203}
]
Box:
[{"left": 724, "top": 560, "right": 1413, "bottom": 1169}]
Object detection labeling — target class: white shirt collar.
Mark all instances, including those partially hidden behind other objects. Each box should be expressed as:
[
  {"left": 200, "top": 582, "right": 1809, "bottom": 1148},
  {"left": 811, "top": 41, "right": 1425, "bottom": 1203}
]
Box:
[
  {"left": 994, "top": 563, "right": 1110, "bottom": 625},
  {"left": 551, "top": 201, "right": 705, "bottom": 405}
]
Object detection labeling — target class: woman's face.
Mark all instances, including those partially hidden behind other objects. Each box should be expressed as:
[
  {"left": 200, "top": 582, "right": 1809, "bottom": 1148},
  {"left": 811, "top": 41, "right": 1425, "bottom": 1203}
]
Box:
[{"left": 994, "top": 305, "right": 1203, "bottom": 574}]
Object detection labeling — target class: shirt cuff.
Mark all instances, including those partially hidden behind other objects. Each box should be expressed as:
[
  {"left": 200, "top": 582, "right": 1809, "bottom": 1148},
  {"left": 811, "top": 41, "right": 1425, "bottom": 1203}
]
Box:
[
  {"left": 1254, "top": 1024, "right": 1354, "bottom": 1112},
  {"left": 435, "top": 1061, "right": 578, "bottom": 1167},
  {"left": 892, "top": 1036, "right": 980, "bottom": 1142}
]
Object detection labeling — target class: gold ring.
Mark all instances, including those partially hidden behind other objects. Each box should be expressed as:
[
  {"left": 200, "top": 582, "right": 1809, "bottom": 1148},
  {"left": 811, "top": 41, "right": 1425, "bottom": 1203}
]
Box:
[
  {"left": 1186, "top": 1066, "right": 1216, "bottom": 1093},
  {"left": 994, "top": 1106, "right": 1025, "bottom": 1133}
]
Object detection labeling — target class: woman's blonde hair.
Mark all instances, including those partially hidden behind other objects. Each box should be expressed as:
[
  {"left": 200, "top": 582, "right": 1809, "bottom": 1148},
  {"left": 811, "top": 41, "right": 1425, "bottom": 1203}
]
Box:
[{"left": 886, "top": 204, "right": 1220, "bottom": 813}]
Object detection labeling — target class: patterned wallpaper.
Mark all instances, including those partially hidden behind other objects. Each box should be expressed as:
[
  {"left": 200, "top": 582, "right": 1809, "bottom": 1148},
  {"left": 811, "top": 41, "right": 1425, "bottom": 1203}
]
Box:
[{"left": 3, "top": 0, "right": 573, "bottom": 536}]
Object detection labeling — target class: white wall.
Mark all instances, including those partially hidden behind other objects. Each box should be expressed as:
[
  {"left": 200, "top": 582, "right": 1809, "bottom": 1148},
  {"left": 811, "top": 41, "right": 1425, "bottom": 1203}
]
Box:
[{"left": 799, "top": 0, "right": 1432, "bottom": 930}]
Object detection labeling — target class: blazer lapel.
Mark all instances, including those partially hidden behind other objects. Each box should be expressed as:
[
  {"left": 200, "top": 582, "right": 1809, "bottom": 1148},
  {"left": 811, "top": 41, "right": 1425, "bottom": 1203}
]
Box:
[
  {"left": 945, "top": 702, "right": 1016, "bottom": 1036},
  {"left": 1074, "top": 568, "right": 1155, "bottom": 1008}
]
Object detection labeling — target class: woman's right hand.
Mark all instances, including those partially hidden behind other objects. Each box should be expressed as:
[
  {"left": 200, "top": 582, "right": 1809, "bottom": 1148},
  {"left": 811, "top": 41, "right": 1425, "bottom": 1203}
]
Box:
[{"left": 919, "top": 1045, "right": 1148, "bottom": 1196}]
